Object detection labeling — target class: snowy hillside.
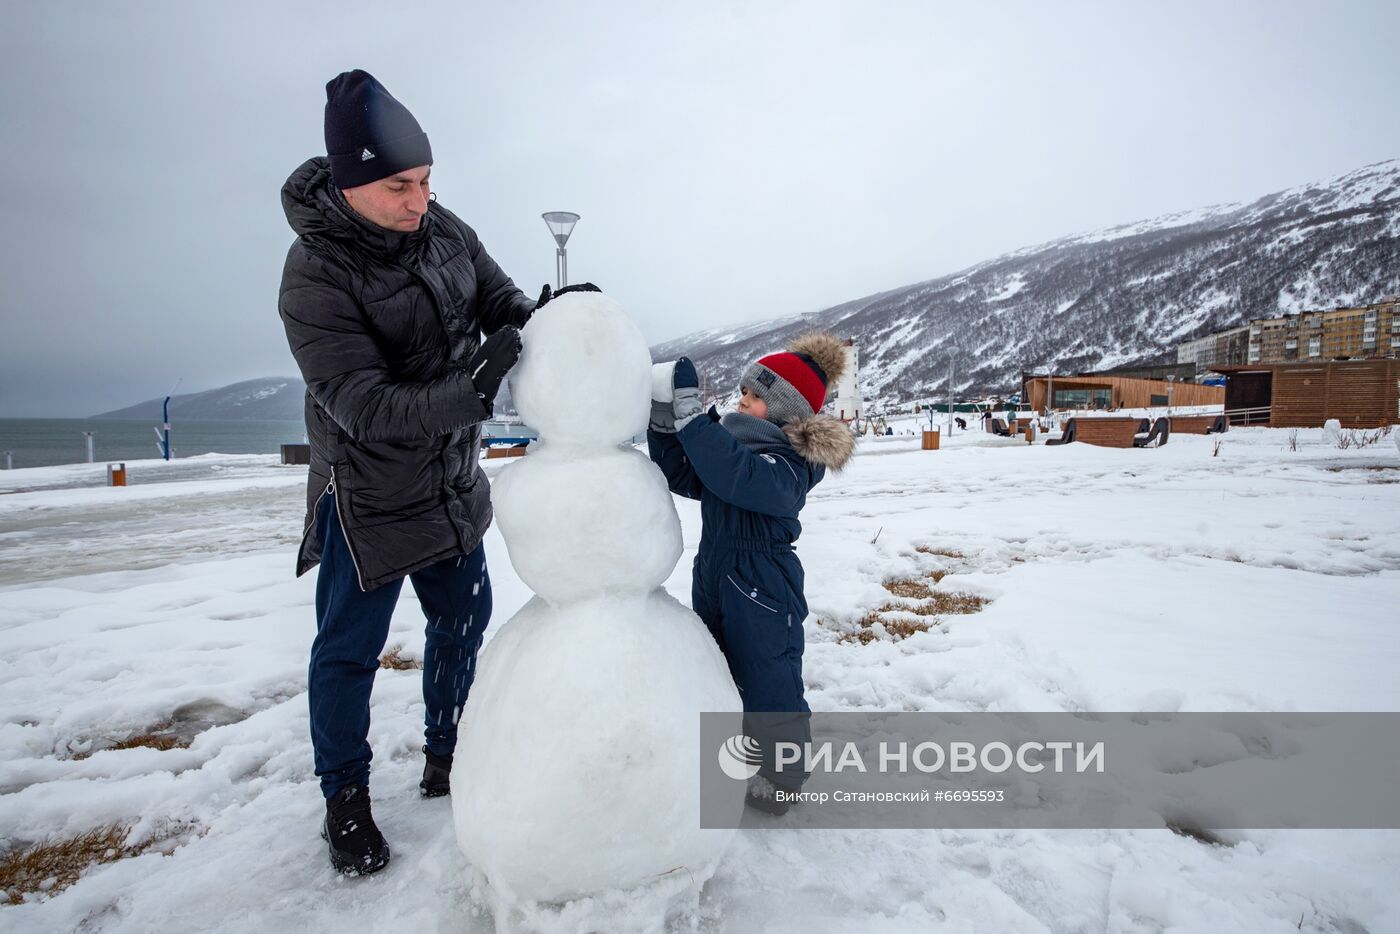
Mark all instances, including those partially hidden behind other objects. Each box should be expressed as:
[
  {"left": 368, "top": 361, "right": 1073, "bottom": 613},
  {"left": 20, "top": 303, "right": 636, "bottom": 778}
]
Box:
[
  {"left": 652, "top": 159, "right": 1400, "bottom": 405},
  {"left": 92, "top": 378, "right": 305, "bottom": 421}
]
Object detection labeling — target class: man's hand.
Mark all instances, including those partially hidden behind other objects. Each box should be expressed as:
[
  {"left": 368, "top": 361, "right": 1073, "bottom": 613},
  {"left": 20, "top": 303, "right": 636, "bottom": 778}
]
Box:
[
  {"left": 534, "top": 282, "right": 602, "bottom": 314},
  {"left": 468, "top": 327, "right": 522, "bottom": 409},
  {"left": 672, "top": 356, "right": 703, "bottom": 430}
]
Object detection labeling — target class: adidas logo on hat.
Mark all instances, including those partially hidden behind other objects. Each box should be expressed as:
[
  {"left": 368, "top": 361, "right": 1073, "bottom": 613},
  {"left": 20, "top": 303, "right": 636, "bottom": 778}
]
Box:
[{"left": 360, "top": 148, "right": 375, "bottom": 161}]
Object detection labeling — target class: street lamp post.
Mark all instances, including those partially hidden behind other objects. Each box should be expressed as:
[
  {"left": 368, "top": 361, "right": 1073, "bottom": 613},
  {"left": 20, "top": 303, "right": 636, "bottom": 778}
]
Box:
[
  {"left": 946, "top": 352, "right": 956, "bottom": 435},
  {"left": 541, "top": 212, "right": 581, "bottom": 289},
  {"left": 153, "top": 378, "right": 180, "bottom": 461}
]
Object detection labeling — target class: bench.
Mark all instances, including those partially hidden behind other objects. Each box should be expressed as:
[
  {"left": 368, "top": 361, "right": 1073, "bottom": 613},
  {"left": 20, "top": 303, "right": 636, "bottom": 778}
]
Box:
[
  {"left": 1045, "top": 418, "right": 1076, "bottom": 445},
  {"left": 1133, "top": 417, "right": 1170, "bottom": 448},
  {"left": 1169, "top": 414, "right": 1227, "bottom": 435},
  {"left": 1056, "top": 417, "right": 1141, "bottom": 448}
]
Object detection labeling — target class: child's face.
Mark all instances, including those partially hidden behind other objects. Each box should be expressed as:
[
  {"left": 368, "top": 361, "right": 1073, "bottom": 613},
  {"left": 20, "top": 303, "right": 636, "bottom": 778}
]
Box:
[{"left": 738, "top": 386, "right": 768, "bottom": 420}]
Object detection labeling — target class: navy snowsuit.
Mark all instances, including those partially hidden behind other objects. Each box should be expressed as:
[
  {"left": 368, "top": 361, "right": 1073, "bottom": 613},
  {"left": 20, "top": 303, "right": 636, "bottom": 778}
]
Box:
[{"left": 649, "top": 410, "right": 822, "bottom": 786}]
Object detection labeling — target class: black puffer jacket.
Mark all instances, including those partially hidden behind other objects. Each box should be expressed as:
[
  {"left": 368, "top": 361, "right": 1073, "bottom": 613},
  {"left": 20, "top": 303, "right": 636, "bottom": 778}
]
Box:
[{"left": 278, "top": 157, "right": 534, "bottom": 590}]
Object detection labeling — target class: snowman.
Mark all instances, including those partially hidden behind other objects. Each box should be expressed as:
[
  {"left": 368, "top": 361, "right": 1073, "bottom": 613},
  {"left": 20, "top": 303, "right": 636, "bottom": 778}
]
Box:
[{"left": 451, "top": 291, "right": 745, "bottom": 931}]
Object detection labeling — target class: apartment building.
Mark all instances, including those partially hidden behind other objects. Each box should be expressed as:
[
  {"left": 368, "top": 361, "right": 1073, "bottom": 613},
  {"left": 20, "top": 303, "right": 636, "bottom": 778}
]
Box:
[
  {"left": 1177, "top": 325, "right": 1249, "bottom": 367},
  {"left": 1178, "top": 298, "right": 1398, "bottom": 367}
]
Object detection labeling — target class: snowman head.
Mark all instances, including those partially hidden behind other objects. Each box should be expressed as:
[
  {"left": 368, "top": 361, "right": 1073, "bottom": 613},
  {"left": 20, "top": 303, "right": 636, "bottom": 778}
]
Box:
[{"left": 509, "top": 292, "right": 653, "bottom": 447}]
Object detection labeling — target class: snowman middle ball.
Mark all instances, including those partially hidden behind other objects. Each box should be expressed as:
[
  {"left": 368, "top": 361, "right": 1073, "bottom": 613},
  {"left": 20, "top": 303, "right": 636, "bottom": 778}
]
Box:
[{"left": 492, "top": 446, "right": 683, "bottom": 603}]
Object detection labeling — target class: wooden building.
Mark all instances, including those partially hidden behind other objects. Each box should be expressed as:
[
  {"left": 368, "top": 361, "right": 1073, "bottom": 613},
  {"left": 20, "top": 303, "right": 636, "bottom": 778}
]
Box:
[
  {"left": 1022, "top": 374, "right": 1224, "bottom": 412},
  {"left": 1213, "top": 359, "right": 1400, "bottom": 428}
]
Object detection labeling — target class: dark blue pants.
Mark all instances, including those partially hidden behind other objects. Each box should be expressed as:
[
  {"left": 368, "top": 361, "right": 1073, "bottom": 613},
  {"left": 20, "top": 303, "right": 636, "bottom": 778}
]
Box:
[
  {"left": 309, "top": 492, "right": 492, "bottom": 799},
  {"left": 692, "top": 549, "right": 812, "bottom": 790}
]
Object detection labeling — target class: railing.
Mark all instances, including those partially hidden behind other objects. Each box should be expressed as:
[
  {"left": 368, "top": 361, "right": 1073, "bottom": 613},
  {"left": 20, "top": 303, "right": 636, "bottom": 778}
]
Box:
[{"left": 1224, "top": 405, "right": 1272, "bottom": 426}]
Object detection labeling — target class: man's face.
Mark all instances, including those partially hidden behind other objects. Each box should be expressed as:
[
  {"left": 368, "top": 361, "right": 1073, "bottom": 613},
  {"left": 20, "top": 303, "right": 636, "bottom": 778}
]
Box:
[{"left": 341, "top": 165, "right": 432, "bottom": 232}]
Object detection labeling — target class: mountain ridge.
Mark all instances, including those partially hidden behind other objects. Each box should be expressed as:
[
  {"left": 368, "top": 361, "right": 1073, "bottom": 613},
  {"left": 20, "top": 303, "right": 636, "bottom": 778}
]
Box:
[
  {"left": 652, "top": 157, "right": 1400, "bottom": 406},
  {"left": 92, "top": 377, "right": 305, "bottom": 421}
]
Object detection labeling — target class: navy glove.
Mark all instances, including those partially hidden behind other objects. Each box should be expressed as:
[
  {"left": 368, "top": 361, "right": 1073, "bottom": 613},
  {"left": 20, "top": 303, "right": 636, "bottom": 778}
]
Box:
[
  {"left": 468, "top": 327, "right": 522, "bottom": 409},
  {"left": 535, "top": 282, "right": 601, "bottom": 312},
  {"left": 672, "top": 356, "right": 703, "bottom": 430},
  {"left": 672, "top": 356, "right": 699, "bottom": 389}
]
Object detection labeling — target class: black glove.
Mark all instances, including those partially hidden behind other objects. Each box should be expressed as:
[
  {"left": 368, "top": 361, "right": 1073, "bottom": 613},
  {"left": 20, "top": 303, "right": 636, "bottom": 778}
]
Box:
[
  {"left": 467, "top": 327, "right": 522, "bottom": 408},
  {"left": 535, "top": 282, "right": 601, "bottom": 312},
  {"left": 672, "top": 356, "right": 703, "bottom": 430}
]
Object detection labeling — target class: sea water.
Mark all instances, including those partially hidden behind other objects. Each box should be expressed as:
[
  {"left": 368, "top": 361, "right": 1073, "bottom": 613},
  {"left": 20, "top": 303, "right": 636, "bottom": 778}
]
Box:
[{"left": 0, "top": 418, "right": 307, "bottom": 469}]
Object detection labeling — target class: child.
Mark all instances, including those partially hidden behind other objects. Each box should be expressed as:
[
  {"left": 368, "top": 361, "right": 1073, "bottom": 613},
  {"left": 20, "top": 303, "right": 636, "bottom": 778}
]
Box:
[{"left": 647, "top": 332, "right": 854, "bottom": 813}]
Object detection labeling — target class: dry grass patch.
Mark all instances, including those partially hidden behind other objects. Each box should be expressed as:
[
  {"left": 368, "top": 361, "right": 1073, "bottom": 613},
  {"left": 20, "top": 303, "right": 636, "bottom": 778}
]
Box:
[
  {"left": 882, "top": 578, "right": 935, "bottom": 600},
  {"left": 70, "top": 722, "right": 188, "bottom": 760},
  {"left": 877, "top": 618, "right": 937, "bottom": 641},
  {"left": 379, "top": 645, "right": 423, "bottom": 670},
  {"left": 929, "top": 591, "right": 989, "bottom": 615},
  {"left": 0, "top": 823, "right": 154, "bottom": 903},
  {"left": 110, "top": 730, "right": 183, "bottom": 753},
  {"left": 876, "top": 591, "right": 988, "bottom": 617},
  {"left": 915, "top": 545, "right": 966, "bottom": 559},
  {"left": 839, "top": 590, "right": 989, "bottom": 645},
  {"left": 880, "top": 601, "right": 940, "bottom": 618},
  {"left": 838, "top": 610, "right": 940, "bottom": 645}
]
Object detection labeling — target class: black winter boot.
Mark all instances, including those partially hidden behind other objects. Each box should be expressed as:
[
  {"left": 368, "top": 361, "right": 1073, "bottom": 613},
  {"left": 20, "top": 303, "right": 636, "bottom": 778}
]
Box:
[
  {"left": 420, "top": 745, "right": 453, "bottom": 797},
  {"left": 321, "top": 784, "right": 390, "bottom": 875}
]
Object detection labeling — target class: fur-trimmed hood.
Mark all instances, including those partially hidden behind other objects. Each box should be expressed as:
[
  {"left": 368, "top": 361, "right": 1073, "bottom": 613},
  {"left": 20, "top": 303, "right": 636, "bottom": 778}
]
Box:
[{"left": 782, "top": 413, "right": 856, "bottom": 471}]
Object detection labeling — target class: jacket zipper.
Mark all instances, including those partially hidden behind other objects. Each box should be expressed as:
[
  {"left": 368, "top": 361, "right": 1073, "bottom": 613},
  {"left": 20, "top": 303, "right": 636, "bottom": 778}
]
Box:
[
  {"left": 297, "top": 475, "right": 332, "bottom": 567},
  {"left": 328, "top": 466, "right": 369, "bottom": 592},
  {"left": 403, "top": 261, "right": 472, "bottom": 553}
]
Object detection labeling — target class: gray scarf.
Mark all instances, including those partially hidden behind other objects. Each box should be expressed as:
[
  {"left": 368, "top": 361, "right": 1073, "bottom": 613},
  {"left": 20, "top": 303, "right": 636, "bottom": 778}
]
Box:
[{"left": 721, "top": 411, "right": 788, "bottom": 452}]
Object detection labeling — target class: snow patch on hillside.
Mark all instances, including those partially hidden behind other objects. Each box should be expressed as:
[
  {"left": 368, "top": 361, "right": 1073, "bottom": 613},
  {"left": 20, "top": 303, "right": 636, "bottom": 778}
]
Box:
[{"left": 987, "top": 274, "right": 1026, "bottom": 302}]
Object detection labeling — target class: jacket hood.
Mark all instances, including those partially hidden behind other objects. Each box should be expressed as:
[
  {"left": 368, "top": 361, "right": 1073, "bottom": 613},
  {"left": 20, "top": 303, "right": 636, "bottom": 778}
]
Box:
[
  {"left": 281, "top": 156, "right": 429, "bottom": 254},
  {"left": 782, "top": 413, "right": 856, "bottom": 471}
]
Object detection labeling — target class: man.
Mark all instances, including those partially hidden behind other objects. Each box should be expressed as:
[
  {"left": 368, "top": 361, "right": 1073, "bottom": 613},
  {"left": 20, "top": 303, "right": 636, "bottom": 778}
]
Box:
[{"left": 278, "top": 69, "right": 593, "bottom": 875}]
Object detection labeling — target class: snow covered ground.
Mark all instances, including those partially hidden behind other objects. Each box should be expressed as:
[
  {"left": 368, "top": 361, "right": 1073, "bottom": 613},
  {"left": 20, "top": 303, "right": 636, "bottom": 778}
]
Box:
[{"left": 2, "top": 427, "right": 1398, "bottom": 932}]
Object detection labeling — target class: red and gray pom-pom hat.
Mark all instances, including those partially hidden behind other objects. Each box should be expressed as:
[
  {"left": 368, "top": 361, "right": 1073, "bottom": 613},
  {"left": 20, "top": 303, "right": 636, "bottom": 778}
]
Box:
[{"left": 739, "top": 332, "right": 850, "bottom": 426}]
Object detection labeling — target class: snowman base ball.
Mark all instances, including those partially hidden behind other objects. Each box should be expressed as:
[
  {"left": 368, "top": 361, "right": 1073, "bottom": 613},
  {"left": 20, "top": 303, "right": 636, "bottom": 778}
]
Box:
[{"left": 452, "top": 590, "right": 743, "bottom": 914}]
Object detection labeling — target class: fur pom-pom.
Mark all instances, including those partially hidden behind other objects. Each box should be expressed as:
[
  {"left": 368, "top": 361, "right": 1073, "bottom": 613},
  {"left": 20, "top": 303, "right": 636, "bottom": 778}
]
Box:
[{"left": 787, "top": 331, "right": 849, "bottom": 386}]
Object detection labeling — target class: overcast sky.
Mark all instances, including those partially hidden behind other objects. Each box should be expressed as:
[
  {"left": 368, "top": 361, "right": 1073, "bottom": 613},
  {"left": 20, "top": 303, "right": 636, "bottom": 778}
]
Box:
[{"left": 3, "top": 1, "right": 1398, "bottom": 417}]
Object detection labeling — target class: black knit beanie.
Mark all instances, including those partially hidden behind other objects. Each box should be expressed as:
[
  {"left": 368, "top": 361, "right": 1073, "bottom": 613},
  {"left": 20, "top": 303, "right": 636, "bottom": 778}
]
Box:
[{"left": 323, "top": 70, "right": 433, "bottom": 189}]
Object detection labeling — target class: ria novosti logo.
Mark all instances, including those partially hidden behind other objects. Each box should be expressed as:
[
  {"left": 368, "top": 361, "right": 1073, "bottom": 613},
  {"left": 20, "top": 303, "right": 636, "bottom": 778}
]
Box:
[{"left": 717, "top": 734, "right": 763, "bottom": 781}]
